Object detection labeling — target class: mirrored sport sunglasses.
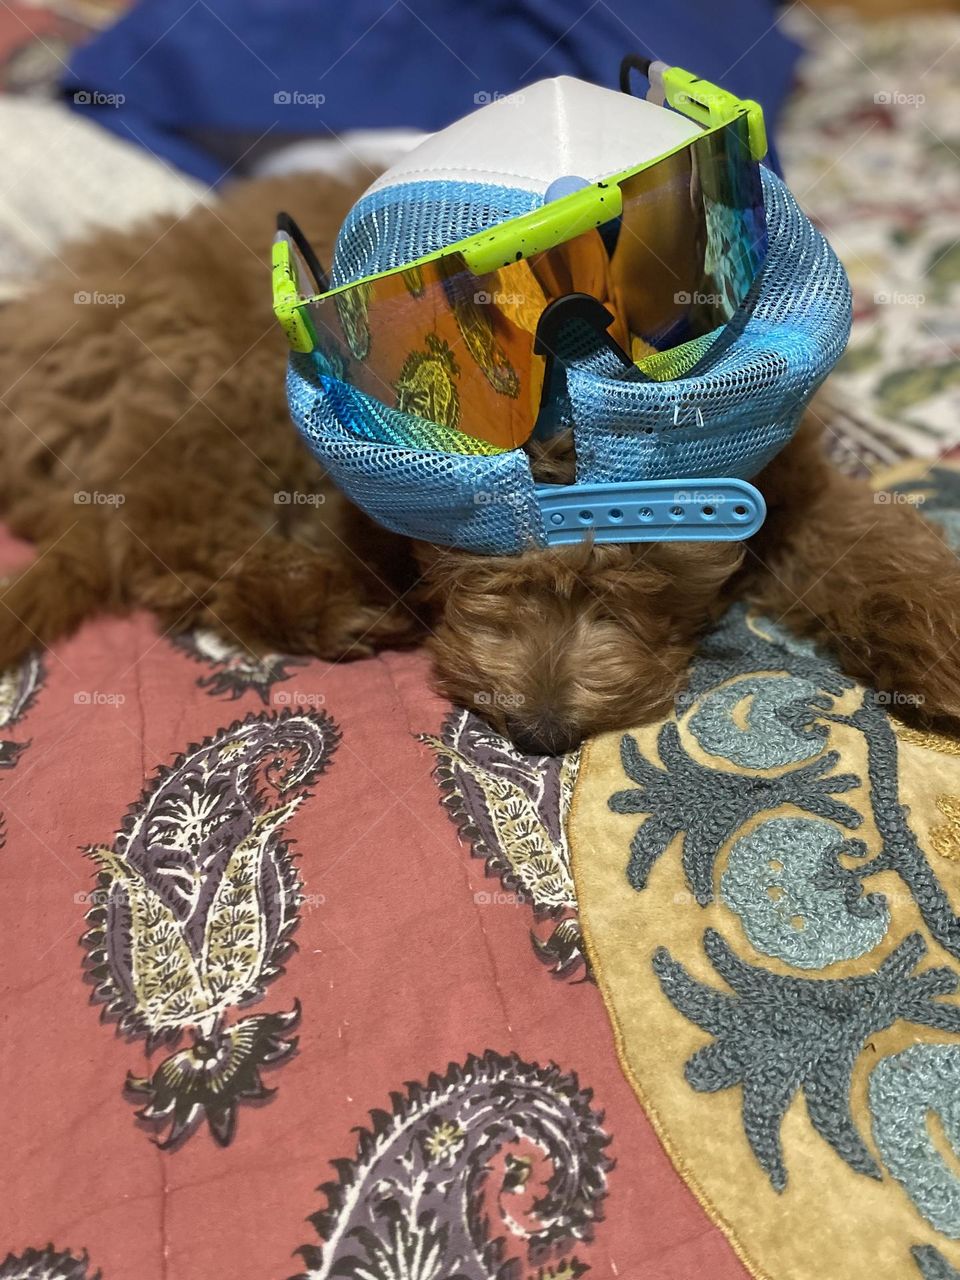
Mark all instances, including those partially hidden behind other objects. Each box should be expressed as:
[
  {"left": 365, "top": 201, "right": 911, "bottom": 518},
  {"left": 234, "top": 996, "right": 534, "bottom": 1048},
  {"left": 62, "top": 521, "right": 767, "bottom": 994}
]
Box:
[{"left": 272, "top": 59, "right": 769, "bottom": 453}]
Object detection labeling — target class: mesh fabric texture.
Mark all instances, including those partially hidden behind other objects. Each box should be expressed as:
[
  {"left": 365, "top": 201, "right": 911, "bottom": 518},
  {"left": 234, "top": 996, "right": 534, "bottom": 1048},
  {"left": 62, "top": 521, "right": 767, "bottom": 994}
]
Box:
[
  {"left": 329, "top": 180, "right": 539, "bottom": 285},
  {"left": 286, "top": 167, "right": 852, "bottom": 554}
]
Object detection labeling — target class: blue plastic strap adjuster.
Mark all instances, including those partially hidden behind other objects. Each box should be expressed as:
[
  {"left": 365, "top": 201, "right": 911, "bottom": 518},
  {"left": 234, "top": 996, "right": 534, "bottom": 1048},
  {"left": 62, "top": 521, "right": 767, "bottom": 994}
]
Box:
[{"left": 535, "top": 478, "right": 766, "bottom": 545}]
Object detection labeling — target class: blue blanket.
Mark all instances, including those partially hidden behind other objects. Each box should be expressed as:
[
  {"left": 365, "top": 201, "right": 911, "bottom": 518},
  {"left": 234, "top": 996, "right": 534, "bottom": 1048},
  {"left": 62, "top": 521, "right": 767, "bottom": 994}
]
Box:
[{"left": 63, "top": 0, "right": 799, "bottom": 184}]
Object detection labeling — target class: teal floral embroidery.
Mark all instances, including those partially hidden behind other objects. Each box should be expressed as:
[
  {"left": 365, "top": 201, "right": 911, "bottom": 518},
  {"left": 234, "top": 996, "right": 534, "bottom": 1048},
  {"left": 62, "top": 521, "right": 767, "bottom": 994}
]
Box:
[
  {"left": 894, "top": 468, "right": 960, "bottom": 514},
  {"left": 893, "top": 467, "right": 960, "bottom": 553},
  {"left": 689, "top": 675, "right": 830, "bottom": 768},
  {"left": 610, "top": 725, "right": 860, "bottom": 905},
  {"left": 621, "top": 596, "right": 960, "bottom": 957},
  {"left": 654, "top": 930, "right": 960, "bottom": 1192},
  {"left": 820, "top": 700, "right": 960, "bottom": 965},
  {"left": 870, "top": 1046, "right": 960, "bottom": 1238},
  {"left": 681, "top": 604, "right": 855, "bottom": 708},
  {"left": 927, "top": 511, "right": 960, "bottom": 553},
  {"left": 720, "top": 817, "right": 889, "bottom": 968},
  {"left": 608, "top": 511, "right": 960, "bottom": 1280},
  {"left": 914, "top": 1245, "right": 960, "bottom": 1279}
]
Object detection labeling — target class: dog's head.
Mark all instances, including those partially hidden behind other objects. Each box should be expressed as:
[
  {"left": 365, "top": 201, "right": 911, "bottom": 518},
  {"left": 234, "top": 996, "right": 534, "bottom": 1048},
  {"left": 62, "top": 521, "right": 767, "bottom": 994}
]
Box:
[{"left": 416, "top": 537, "right": 744, "bottom": 753}]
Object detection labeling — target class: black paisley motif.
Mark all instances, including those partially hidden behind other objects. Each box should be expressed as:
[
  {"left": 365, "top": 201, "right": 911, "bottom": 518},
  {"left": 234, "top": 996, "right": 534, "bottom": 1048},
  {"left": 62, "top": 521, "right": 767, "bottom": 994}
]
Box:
[
  {"left": 0, "top": 651, "right": 44, "bottom": 769},
  {"left": 294, "top": 1050, "right": 611, "bottom": 1280},
  {"left": 81, "top": 708, "right": 340, "bottom": 1149},
  {"left": 0, "top": 1247, "right": 100, "bottom": 1280},
  {"left": 420, "top": 711, "right": 586, "bottom": 978},
  {"left": 172, "top": 628, "right": 307, "bottom": 703}
]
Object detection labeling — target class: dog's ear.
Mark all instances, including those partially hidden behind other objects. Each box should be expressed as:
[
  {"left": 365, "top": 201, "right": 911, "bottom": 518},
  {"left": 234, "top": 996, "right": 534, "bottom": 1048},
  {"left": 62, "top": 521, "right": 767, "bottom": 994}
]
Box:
[
  {"left": 755, "top": 410, "right": 832, "bottom": 520},
  {"left": 747, "top": 414, "right": 960, "bottom": 723},
  {"left": 183, "top": 529, "right": 423, "bottom": 661}
]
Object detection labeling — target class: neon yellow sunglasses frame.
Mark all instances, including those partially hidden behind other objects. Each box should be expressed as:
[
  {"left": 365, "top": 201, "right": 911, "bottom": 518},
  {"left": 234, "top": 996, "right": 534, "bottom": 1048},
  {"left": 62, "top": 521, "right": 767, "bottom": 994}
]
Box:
[{"left": 272, "top": 64, "right": 767, "bottom": 354}]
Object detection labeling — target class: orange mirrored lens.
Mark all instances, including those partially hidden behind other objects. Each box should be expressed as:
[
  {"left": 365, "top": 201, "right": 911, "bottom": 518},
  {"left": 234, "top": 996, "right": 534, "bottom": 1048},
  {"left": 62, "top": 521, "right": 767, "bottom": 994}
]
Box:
[
  {"left": 297, "top": 114, "right": 766, "bottom": 452},
  {"left": 321, "top": 259, "right": 548, "bottom": 451}
]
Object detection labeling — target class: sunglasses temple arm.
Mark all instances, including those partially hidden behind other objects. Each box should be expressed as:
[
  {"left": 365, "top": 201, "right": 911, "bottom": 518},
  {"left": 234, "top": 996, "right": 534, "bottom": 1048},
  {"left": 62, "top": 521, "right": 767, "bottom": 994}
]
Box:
[
  {"left": 619, "top": 53, "right": 652, "bottom": 95},
  {"left": 276, "top": 211, "right": 330, "bottom": 294}
]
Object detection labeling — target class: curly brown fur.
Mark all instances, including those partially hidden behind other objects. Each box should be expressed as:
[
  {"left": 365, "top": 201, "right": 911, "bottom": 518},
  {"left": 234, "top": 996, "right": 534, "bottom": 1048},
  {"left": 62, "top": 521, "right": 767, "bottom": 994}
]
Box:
[
  {"left": 2, "top": 174, "right": 959, "bottom": 753},
  {"left": 0, "top": 173, "right": 422, "bottom": 666},
  {"left": 416, "top": 535, "right": 744, "bottom": 753},
  {"left": 420, "top": 418, "right": 960, "bottom": 750},
  {"left": 743, "top": 420, "right": 960, "bottom": 721}
]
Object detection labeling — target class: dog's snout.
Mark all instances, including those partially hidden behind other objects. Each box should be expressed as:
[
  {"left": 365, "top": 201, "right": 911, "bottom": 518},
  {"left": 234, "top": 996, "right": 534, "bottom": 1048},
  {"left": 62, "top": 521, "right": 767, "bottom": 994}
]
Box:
[{"left": 505, "top": 714, "right": 580, "bottom": 757}]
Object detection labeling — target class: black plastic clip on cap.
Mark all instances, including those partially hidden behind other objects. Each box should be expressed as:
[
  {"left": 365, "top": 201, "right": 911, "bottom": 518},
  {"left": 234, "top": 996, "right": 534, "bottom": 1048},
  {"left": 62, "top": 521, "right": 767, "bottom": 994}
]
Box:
[{"left": 531, "top": 293, "right": 640, "bottom": 436}]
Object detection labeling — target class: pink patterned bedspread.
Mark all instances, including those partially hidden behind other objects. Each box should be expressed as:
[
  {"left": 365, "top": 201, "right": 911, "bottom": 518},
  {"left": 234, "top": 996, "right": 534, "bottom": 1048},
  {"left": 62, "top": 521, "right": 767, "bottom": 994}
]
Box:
[{"left": 0, "top": 524, "right": 749, "bottom": 1279}]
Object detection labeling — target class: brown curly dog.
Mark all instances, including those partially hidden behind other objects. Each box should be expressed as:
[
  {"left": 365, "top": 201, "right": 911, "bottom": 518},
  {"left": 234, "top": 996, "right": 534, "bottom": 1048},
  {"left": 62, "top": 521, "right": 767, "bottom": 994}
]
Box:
[{"left": 2, "top": 172, "right": 959, "bottom": 754}]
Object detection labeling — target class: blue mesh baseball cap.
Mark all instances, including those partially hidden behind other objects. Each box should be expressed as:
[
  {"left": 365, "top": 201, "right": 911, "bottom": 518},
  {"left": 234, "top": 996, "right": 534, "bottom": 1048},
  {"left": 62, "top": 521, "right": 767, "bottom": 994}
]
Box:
[{"left": 285, "top": 76, "right": 852, "bottom": 553}]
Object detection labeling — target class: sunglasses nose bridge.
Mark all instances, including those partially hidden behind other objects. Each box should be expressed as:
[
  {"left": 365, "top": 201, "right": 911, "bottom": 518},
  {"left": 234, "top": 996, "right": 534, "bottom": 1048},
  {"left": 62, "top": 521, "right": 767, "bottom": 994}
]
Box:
[
  {"left": 533, "top": 292, "right": 634, "bottom": 369},
  {"left": 530, "top": 293, "right": 636, "bottom": 444}
]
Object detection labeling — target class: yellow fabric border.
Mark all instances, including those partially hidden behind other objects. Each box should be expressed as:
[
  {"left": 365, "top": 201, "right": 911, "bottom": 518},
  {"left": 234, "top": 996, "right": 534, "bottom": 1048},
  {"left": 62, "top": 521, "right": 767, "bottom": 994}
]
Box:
[{"left": 569, "top": 737, "right": 772, "bottom": 1280}]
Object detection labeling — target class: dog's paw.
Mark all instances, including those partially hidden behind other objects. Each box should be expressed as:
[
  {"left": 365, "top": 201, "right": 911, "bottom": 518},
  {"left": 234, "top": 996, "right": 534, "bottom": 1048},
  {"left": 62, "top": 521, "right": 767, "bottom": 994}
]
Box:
[{"left": 307, "top": 600, "right": 423, "bottom": 661}]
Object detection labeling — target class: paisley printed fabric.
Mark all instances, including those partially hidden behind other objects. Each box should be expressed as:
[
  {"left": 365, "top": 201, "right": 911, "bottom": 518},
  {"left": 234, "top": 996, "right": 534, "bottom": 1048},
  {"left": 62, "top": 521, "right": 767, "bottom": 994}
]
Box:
[
  {"left": 4, "top": 1051, "right": 611, "bottom": 1280},
  {"left": 569, "top": 465, "right": 960, "bottom": 1279},
  {"left": 0, "top": 1248, "right": 100, "bottom": 1280},
  {"left": 295, "top": 1050, "right": 611, "bottom": 1280},
  {"left": 81, "top": 709, "right": 340, "bottom": 1147},
  {"left": 421, "top": 711, "right": 586, "bottom": 977},
  {"left": 0, "top": 652, "right": 44, "bottom": 851},
  {"left": 0, "top": 653, "right": 43, "bottom": 771},
  {"left": 172, "top": 630, "right": 306, "bottom": 703},
  {"left": 4, "top": 607, "right": 737, "bottom": 1277}
]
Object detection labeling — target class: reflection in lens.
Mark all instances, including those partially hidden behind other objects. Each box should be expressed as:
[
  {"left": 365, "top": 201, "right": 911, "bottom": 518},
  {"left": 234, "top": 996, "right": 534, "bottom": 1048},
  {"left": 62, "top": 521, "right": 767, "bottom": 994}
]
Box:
[{"left": 300, "top": 114, "right": 766, "bottom": 449}]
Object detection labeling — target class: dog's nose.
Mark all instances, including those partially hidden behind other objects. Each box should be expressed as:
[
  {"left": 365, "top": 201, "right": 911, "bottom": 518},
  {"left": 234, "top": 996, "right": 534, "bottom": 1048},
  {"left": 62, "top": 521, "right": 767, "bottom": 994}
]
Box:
[{"left": 505, "top": 715, "right": 581, "bottom": 757}]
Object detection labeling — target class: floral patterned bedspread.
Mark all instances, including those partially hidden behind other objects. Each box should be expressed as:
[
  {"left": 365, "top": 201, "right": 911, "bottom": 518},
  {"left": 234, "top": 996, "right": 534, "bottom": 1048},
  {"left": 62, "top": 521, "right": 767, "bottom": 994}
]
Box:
[
  {"left": 778, "top": 7, "right": 960, "bottom": 473},
  {"left": 0, "top": 511, "right": 751, "bottom": 1278}
]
